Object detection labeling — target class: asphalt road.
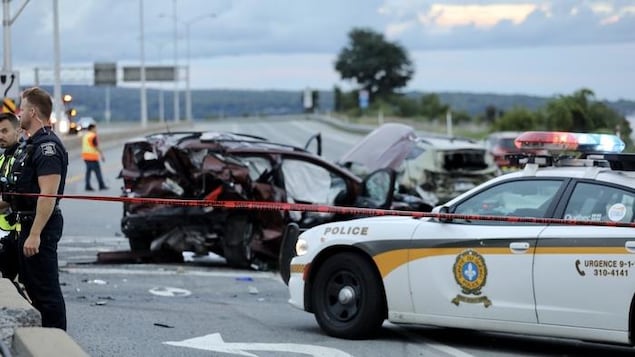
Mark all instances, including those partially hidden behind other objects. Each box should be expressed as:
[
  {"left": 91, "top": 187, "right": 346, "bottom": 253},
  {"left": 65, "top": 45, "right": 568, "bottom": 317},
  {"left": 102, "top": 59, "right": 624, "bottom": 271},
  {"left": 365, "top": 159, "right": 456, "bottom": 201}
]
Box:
[{"left": 56, "top": 117, "right": 635, "bottom": 356}]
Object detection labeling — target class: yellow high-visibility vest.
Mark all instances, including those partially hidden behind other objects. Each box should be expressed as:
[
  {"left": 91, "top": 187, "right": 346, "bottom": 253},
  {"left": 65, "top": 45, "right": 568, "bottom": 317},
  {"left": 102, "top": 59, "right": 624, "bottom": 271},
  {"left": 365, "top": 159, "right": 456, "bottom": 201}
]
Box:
[
  {"left": 0, "top": 153, "right": 16, "bottom": 231},
  {"left": 82, "top": 131, "right": 100, "bottom": 161}
]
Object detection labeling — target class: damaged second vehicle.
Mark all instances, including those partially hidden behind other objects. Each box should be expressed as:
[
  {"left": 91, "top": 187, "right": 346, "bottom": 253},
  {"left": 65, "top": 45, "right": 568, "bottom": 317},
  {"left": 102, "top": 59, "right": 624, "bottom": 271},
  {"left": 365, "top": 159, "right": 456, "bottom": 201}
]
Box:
[
  {"left": 119, "top": 131, "right": 397, "bottom": 268},
  {"left": 338, "top": 123, "right": 500, "bottom": 209}
]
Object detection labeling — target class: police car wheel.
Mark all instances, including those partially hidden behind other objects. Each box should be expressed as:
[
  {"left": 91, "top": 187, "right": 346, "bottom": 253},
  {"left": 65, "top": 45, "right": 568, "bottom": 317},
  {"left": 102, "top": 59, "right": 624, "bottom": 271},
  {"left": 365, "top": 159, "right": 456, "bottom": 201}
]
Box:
[
  {"left": 311, "top": 252, "right": 386, "bottom": 339},
  {"left": 222, "top": 215, "right": 254, "bottom": 269}
]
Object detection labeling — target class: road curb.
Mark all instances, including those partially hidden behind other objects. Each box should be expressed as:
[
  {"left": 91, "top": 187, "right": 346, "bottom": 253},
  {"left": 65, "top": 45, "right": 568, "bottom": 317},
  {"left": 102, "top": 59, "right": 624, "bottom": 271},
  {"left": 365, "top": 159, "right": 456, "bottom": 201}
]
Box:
[{"left": 0, "top": 278, "right": 89, "bottom": 357}]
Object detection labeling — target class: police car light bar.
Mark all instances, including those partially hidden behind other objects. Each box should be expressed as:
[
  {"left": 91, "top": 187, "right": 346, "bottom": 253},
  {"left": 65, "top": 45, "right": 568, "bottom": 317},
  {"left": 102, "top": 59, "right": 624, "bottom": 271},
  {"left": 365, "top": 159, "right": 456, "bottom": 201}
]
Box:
[{"left": 514, "top": 131, "right": 625, "bottom": 153}]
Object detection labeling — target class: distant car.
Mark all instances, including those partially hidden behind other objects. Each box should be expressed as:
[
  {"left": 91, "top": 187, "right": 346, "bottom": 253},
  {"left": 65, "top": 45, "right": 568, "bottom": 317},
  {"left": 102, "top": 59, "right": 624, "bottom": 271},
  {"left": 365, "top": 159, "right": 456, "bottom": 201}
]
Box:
[
  {"left": 283, "top": 131, "right": 635, "bottom": 344},
  {"left": 338, "top": 123, "right": 499, "bottom": 208},
  {"left": 68, "top": 116, "right": 96, "bottom": 135},
  {"left": 76, "top": 117, "right": 96, "bottom": 132},
  {"left": 485, "top": 131, "right": 548, "bottom": 170},
  {"left": 119, "top": 130, "right": 417, "bottom": 269}
]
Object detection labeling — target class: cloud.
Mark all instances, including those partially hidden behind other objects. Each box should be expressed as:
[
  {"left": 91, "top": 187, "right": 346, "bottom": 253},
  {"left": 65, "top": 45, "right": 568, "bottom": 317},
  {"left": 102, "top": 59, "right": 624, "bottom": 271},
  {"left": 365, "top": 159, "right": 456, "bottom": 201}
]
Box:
[
  {"left": 5, "top": 0, "right": 634, "bottom": 101},
  {"left": 390, "top": 1, "right": 635, "bottom": 50},
  {"left": 8, "top": 0, "right": 635, "bottom": 67}
]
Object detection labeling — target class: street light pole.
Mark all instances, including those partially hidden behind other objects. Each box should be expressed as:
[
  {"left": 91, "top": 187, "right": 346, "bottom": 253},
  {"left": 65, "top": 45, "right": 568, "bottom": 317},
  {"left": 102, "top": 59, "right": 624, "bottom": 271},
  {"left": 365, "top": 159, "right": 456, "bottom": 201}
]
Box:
[
  {"left": 52, "top": 0, "right": 64, "bottom": 131},
  {"left": 139, "top": 0, "right": 148, "bottom": 127},
  {"left": 154, "top": 41, "right": 167, "bottom": 122},
  {"left": 2, "top": 0, "right": 30, "bottom": 71},
  {"left": 172, "top": 0, "right": 179, "bottom": 122},
  {"left": 184, "top": 13, "right": 215, "bottom": 123}
]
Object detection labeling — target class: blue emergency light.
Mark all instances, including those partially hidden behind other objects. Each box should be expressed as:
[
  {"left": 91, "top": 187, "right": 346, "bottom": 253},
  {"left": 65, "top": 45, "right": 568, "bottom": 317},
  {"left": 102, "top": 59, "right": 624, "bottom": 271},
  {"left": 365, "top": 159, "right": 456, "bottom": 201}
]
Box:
[{"left": 515, "top": 131, "right": 625, "bottom": 154}]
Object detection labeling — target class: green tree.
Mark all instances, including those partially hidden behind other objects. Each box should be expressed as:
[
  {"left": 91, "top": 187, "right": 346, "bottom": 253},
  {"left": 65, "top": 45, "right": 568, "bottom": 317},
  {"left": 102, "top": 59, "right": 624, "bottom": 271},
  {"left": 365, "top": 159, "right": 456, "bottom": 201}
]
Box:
[
  {"left": 391, "top": 95, "right": 420, "bottom": 117},
  {"left": 335, "top": 28, "right": 414, "bottom": 103},
  {"left": 333, "top": 86, "right": 343, "bottom": 112},
  {"left": 542, "top": 88, "right": 633, "bottom": 147},
  {"left": 492, "top": 107, "right": 540, "bottom": 131},
  {"left": 483, "top": 105, "right": 499, "bottom": 124},
  {"left": 420, "top": 93, "right": 449, "bottom": 120},
  {"left": 544, "top": 88, "right": 596, "bottom": 131},
  {"left": 451, "top": 110, "right": 473, "bottom": 124}
]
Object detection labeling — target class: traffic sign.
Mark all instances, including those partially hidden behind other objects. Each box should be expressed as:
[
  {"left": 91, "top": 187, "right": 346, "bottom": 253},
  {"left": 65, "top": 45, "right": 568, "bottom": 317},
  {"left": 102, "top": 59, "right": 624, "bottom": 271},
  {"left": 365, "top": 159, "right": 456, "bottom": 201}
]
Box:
[
  {"left": 123, "top": 66, "right": 176, "bottom": 82},
  {"left": 94, "top": 62, "right": 117, "bottom": 86},
  {"left": 2, "top": 98, "right": 17, "bottom": 113},
  {"left": 358, "top": 89, "right": 369, "bottom": 109},
  {"left": 0, "top": 71, "right": 21, "bottom": 99}
]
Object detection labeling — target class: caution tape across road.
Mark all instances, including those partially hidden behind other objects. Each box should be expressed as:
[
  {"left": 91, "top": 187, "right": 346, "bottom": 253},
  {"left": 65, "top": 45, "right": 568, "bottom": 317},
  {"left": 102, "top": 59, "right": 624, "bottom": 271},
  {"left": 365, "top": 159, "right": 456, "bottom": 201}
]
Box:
[{"left": 6, "top": 192, "right": 635, "bottom": 228}]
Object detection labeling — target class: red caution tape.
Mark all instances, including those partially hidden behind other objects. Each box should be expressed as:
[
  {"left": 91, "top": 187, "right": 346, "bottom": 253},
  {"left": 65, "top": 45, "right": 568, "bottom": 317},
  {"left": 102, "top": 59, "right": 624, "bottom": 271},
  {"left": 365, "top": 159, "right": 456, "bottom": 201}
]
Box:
[{"left": 6, "top": 192, "right": 635, "bottom": 228}]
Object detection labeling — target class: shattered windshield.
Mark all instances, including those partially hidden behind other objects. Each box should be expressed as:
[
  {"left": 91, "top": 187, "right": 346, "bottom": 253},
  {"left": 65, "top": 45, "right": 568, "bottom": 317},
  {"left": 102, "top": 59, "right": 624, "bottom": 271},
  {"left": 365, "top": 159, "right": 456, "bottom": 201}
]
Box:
[{"left": 281, "top": 159, "right": 342, "bottom": 204}]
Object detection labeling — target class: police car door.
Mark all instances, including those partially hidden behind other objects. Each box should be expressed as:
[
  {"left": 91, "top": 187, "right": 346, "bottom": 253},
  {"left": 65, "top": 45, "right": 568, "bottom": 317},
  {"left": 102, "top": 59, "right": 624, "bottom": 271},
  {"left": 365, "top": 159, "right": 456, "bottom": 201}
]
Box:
[
  {"left": 536, "top": 181, "right": 635, "bottom": 331},
  {"left": 409, "top": 179, "right": 564, "bottom": 323}
]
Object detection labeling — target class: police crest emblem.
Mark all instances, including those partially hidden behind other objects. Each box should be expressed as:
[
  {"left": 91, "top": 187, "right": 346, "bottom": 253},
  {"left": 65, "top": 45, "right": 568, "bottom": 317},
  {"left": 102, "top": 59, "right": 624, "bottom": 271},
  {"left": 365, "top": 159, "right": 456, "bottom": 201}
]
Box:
[
  {"left": 451, "top": 249, "right": 492, "bottom": 307},
  {"left": 40, "top": 142, "right": 56, "bottom": 156}
]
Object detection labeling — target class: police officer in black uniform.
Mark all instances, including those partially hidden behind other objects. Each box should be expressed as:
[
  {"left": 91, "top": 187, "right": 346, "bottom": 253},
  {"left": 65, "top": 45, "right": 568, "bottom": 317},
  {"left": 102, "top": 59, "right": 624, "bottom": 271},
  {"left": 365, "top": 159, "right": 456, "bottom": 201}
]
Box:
[{"left": 8, "top": 87, "right": 68, "bottom": 330}]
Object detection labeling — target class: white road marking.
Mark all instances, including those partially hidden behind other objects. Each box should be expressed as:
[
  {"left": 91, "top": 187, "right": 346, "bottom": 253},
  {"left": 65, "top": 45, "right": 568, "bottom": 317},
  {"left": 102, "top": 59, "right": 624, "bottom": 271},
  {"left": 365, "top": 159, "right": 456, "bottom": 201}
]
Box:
[
  {"left": 61, "top": 266, "right": 280, "bottom": 280},
  {"left": 149, "top": 286, "right": 192, "bottom": 297},
  {"left": 164, "top": 332, "right": 353, "bottom": 357}
]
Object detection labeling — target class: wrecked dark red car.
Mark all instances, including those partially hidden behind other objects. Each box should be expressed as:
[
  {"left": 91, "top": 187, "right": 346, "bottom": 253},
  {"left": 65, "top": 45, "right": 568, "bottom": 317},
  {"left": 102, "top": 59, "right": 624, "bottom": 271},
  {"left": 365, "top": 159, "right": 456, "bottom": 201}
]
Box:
[{"left": 120, "top": 131, "right": 397, "bottom": 268}]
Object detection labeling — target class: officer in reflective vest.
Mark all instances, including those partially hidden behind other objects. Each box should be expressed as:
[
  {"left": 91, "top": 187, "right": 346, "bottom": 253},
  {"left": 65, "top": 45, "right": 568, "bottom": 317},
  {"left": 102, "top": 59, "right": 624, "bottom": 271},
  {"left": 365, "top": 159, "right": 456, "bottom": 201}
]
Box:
[
  {"left": 9, "top": 87, "right": 69, "bottom": 330},
  {"left": 0, "top": 112, "right": 22, "bottom": 280},
  {"left": 81, "top": 123, "right": 107, "bottom": 191}
]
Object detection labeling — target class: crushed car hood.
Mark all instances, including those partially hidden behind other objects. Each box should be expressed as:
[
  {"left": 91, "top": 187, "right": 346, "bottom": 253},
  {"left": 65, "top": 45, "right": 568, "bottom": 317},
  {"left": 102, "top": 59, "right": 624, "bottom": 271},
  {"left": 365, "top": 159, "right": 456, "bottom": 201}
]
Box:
[{"left": 337, "top": 123, "right": 417, "bottom": 174}]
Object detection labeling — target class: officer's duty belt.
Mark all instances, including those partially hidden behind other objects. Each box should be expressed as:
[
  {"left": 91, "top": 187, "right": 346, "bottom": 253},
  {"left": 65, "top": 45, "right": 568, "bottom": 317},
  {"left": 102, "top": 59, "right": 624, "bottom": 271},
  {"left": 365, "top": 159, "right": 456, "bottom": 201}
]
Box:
[{"left": 16, "top": 207, "right": 61, "bottom": 221}]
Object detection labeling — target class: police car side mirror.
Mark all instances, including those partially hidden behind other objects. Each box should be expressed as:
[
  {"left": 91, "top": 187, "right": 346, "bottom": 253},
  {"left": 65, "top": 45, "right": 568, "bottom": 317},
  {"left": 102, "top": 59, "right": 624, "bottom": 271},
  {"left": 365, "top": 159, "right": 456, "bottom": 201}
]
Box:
[{"left": 438, "top": 206, "right": 452, "bottom": 223}]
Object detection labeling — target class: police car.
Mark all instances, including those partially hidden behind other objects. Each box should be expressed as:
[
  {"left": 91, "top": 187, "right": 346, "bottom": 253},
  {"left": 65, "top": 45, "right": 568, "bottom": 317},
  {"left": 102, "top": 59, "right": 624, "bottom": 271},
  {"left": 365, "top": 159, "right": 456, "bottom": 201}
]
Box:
[{"left": 283, "top": 131, "right": 635, "bottom": 346}]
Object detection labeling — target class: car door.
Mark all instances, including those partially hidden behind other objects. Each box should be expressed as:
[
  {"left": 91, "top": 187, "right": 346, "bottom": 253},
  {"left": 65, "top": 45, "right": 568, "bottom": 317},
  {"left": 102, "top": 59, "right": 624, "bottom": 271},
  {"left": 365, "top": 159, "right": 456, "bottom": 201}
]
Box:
[
  {"left": 536, "top": 181, "right": 635, "bottom": 330},
  {"left": 280, "top": 157, "right": 351, "bottom": 226},
  {"left": 409, "top": 179, "right": 564, "bottom": 323}
]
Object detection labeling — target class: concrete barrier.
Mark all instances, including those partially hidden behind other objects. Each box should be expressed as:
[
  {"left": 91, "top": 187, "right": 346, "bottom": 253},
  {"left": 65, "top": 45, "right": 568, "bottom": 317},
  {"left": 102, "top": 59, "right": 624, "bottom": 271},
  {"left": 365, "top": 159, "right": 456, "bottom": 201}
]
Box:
[
  {"left": 1, "top": 278, "right": 89, "bottom": 356},
  {"left": 0, "top": 279, "right": 40, "bottom": 348},
  {"left": 12, "top": 327, "right": 89, "bottom": 357}
]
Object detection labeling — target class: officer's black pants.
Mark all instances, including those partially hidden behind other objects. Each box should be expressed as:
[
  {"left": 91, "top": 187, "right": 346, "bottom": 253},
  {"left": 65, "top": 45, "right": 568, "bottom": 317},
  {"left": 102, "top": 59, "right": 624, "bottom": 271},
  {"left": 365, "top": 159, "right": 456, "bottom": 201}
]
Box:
[
  {"left": 18, "top": 212, "right": 66, "bottom": 330},
  {"left": 0, "top": 231, "right": 19, "bottom": 280}
]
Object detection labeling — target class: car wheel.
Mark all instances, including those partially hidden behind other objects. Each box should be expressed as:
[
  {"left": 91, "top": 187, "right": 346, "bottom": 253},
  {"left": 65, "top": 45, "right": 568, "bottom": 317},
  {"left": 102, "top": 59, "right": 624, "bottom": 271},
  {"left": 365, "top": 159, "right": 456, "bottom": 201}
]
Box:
[
  {"left": 311, "top": 252, "right": 386, "bottom": 339},
  {"left": 222, "top": 215, "right": 254, "bottom": 269}
]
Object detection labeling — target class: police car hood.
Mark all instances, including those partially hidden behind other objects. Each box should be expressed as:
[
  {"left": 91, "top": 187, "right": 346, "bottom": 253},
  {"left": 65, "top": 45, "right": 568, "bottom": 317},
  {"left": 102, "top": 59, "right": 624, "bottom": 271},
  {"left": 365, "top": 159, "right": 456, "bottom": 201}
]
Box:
[{"left": 337, "top": 123, "right": 417, "bottom": 175}]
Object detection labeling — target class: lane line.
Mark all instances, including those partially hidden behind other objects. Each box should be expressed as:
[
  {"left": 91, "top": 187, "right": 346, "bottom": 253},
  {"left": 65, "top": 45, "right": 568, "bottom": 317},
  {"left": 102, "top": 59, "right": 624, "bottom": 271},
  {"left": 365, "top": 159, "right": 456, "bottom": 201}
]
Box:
[{"left": 61, "top": 266, "right": 281, "bottom": 280}]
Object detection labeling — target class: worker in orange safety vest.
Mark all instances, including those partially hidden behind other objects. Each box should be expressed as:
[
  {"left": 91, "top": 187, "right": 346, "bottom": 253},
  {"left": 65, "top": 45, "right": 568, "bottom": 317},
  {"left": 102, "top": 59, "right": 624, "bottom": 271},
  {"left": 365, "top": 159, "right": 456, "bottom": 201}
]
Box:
[{"left": 81, "top": 124, "right": 108, "bottom": 191}]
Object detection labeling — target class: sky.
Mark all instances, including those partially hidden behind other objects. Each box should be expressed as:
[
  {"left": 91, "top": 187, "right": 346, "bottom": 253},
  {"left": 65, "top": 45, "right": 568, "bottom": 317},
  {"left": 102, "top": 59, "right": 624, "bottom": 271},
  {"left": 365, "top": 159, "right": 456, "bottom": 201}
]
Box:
[{"left": 3, "top": 0, "right": 635, "bottom": 101}]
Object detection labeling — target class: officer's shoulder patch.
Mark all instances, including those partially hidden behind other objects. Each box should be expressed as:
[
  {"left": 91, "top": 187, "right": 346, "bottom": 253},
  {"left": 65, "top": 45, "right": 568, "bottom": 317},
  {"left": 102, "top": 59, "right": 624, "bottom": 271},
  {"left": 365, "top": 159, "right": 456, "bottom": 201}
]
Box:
[{"left": 40, "top": 142, "right": 57, "bottom": 156}]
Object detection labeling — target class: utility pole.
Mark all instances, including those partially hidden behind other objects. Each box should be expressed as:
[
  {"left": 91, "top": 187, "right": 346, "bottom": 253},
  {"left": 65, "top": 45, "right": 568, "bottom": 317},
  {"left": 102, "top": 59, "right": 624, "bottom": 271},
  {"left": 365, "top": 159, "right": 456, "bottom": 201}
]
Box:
[
  {"left": 2, "top": 0, "right": 29, "bottom": 71},
  {"left": 184, "top": 13, "right": 215, "bottom": 123},
  {"left": 139, "top": 0, "right": 147, "bottom": 127},
  {"left": 52, "top": 0, "right": 64, "bottom": 130},
  {"left": 172, "top": 0, "right": 179, "bottom": 122}
]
